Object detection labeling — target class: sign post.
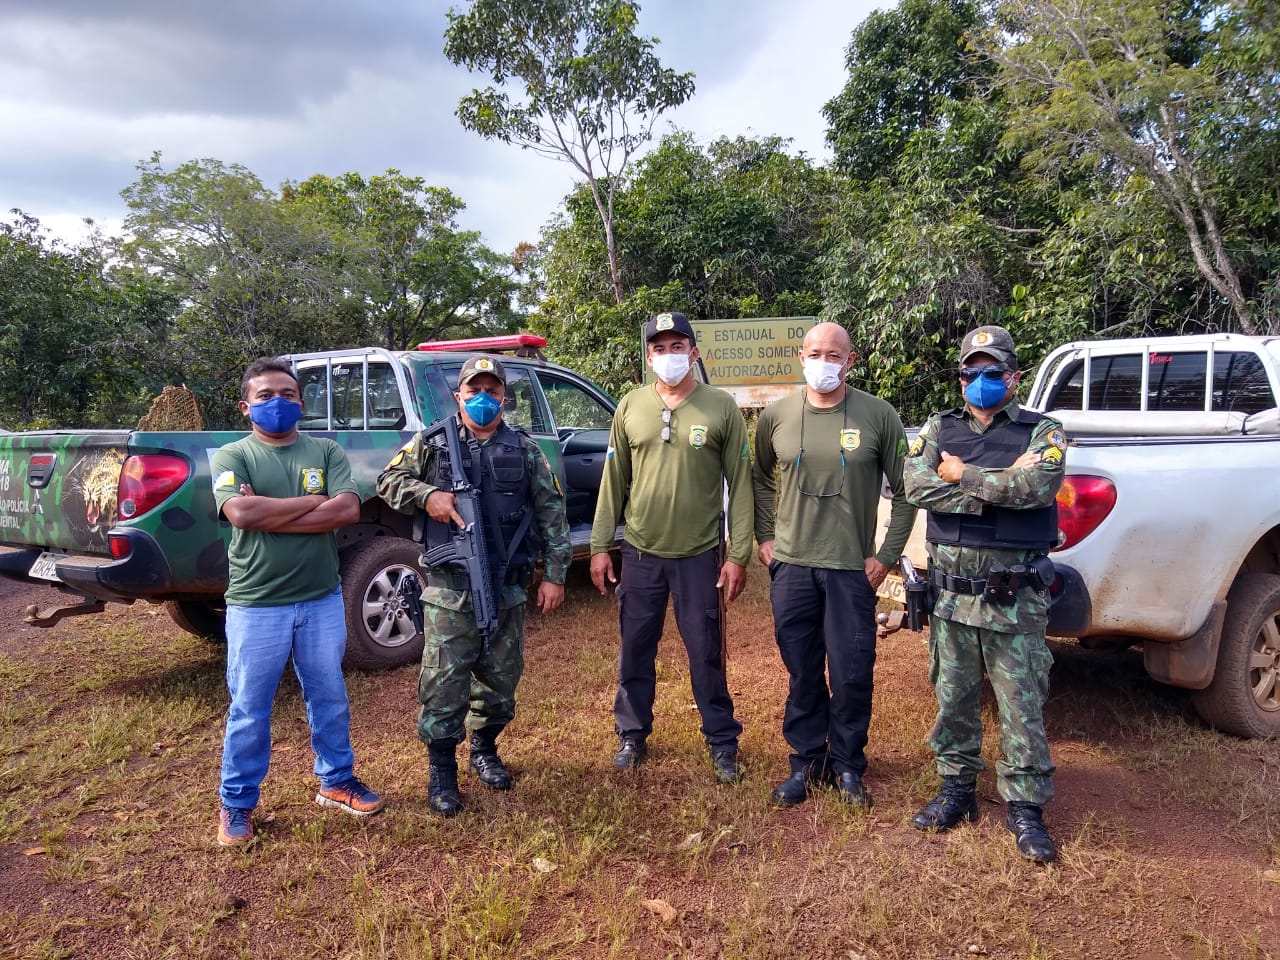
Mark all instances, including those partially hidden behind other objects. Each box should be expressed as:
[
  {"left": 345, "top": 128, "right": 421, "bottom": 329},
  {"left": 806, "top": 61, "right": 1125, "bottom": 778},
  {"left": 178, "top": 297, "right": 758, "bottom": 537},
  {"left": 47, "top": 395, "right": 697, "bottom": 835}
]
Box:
[{"left": 642, "top": 316, "right": 817, "bottom": 407}]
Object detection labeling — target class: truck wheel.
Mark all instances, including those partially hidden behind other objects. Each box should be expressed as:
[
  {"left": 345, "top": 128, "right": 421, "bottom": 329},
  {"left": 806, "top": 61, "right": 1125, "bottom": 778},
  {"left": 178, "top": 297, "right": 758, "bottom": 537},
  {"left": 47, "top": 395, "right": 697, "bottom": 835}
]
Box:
[
  {"left": 1191, "top": 573, "right": 1280, "bottom": 738},
  {"left": 340, "top": 537, "right": 425, "bottom": 671},
  {"left": 165, "top": 599, "right": 226, "bottom": 641}
]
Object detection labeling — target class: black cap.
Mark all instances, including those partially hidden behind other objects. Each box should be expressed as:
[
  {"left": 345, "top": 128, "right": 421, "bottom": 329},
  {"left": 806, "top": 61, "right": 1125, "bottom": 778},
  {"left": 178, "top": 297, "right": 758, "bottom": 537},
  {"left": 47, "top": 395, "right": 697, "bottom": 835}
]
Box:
[
  {"left": 643, "top": 311, "right": 697, "bottom": 345},
  {"left": 959, "top": 325, "right": 1017, "bottom": 366},
  {"left": 457, "top": 354, "right": 508, "bottom": 388}
]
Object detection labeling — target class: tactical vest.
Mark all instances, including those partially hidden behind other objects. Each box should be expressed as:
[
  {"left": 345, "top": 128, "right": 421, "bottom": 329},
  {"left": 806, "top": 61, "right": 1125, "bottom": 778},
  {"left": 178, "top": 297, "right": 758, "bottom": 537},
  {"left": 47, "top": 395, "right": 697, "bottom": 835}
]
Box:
[
  {"left": 424, "top": 421, "right": 536, "bottom": 575},
  {"left": 925, "top": 407, "right": 1059, "bottom": 551}
]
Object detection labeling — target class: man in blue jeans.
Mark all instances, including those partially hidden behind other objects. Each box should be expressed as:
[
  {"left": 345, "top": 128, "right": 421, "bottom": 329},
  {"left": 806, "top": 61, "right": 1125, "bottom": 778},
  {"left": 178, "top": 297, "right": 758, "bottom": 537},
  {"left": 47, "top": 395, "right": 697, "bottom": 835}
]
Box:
[{"left": 210, "top": 357, "right": 384, "bottom": 847}]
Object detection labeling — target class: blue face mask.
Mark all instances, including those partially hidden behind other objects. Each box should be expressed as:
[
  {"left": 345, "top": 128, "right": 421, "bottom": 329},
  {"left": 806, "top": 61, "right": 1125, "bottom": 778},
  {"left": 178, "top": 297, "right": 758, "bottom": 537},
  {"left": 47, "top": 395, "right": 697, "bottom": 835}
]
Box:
[
  {"left": 463, "top": 391, "right": 502, "bottom": 428},
  {"left": 248, "top": 396, "right": 303, "bottom": 434},
  {"left": 963, "top": 368, "right": 1011, "bottom": 409}
]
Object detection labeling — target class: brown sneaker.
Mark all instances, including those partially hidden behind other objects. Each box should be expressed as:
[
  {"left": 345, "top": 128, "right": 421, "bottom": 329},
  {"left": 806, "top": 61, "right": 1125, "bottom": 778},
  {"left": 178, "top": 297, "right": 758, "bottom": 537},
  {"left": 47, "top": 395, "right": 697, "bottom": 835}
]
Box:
[
  {"left": 315, "top": 776, "right": 385, "bottom": 816},
  {"left": 217, "top": 805, "right": 254, "bottom": 847}
]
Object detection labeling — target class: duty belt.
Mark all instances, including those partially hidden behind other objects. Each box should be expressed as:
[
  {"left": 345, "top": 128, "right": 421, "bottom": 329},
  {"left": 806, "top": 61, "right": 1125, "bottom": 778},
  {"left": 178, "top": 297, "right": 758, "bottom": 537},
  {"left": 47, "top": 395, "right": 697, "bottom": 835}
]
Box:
[
  {"left": 928, "top": 568, "right": 990, "bottom": 596},
  {"left": 928, "top": 563, "right": 1049, "bottom": 605}
]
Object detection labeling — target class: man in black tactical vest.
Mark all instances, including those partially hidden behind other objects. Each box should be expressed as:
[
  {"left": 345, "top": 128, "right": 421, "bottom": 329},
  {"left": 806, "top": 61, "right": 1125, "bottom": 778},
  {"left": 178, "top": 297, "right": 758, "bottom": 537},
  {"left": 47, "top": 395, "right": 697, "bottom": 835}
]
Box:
[
  {"left": 377, "top": 355, "right": 571, "bottom": 816},
  {"left": 903, "top": 326, "right": 1066, "bottom": 864}
]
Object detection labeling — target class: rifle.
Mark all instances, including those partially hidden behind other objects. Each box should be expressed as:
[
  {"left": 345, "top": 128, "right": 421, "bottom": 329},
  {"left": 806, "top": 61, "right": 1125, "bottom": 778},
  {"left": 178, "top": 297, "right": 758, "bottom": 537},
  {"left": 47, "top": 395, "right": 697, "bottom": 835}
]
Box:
[
  {"left": 717, "top": 480, "right": 729, "bottom": 665},
  {"left": 417, "top": 415, "right": 501, "bottom": 644}
]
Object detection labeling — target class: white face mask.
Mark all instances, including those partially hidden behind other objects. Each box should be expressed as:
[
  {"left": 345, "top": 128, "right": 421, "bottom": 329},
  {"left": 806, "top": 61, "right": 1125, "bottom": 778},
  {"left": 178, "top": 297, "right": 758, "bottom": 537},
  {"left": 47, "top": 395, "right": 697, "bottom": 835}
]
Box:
[
  {"left": 803, "top": 358, "right": 845, "bottom": 394},
  {"left": 650, "top": 352, "right": 691, "bottom": 386}
]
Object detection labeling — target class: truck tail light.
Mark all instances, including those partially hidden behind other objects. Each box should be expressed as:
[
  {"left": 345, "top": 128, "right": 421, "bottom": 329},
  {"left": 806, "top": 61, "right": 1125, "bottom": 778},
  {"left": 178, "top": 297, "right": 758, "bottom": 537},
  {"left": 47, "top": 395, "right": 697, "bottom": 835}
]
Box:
[
  {"left": 1054, "top": 475, "right": 1116, "bottom": 552},
  {"left": 108, "top": 533, "right": 132, "bottom": 559},
  {"left": 117, "top": 454, "right": 190, "bottom": 520}
]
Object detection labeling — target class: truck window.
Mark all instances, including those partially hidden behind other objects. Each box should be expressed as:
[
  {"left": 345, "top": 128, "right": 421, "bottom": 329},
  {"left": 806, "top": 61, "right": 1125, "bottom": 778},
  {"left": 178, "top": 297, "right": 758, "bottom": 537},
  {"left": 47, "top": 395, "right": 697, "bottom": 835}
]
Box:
[
  {"left": 1088, "top": 355, "right": 1142, "bottom": 410},
  {"left": 331, "top": 362, "right": 364, "bottom": 429},
  {"left": 367, "top": 362, "right": 406, "bottom": 429},
  {"left": 1213, "top": 351, "right": 1276, "bottom": 414},
  {"left": 537, "top": 372, "right": 614, "bottom": 435},
  {"left": 1047, "top": 360, "right": 1084, "bottom": 410},
  {"left": 1146, "top": 351, "right": 1207, "bottom": 411},
  {"left": 298, "top": 365, "right": 329, "bottom": 429}
]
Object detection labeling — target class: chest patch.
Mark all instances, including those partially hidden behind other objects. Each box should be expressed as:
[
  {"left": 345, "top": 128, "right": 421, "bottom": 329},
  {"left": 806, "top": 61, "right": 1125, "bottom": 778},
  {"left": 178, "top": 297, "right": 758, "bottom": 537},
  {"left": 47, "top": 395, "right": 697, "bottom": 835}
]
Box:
[
  {"left": 300, "top": 467, "right": 326, "bottom": 494},
  {"left": 840, "top": 428, "right": 861, "bottom": 452},
  {"left": 688, "top": 424, "right": 708, "bottom": 449}
]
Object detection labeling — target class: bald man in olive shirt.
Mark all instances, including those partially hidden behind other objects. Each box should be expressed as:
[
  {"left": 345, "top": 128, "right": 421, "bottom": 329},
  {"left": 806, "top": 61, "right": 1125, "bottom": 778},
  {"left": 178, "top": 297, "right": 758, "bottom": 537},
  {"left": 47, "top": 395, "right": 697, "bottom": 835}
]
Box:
[
  {"left": 754, "top": 322, "right": 916, "bottom": 808},
  {"left": 590, "top": 311, "right": 754, "bottom": 784}
]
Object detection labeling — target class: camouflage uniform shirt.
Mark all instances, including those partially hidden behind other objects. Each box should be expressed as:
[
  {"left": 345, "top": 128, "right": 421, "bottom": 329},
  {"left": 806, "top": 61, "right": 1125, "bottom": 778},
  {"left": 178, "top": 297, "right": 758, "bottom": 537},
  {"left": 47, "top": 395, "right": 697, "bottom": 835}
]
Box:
[
  {"left": 902, "top": 401, "right": 1066, "bottom": 634},
  {"left": 375, "top": 422, "right": 571, "bottom": 605}
]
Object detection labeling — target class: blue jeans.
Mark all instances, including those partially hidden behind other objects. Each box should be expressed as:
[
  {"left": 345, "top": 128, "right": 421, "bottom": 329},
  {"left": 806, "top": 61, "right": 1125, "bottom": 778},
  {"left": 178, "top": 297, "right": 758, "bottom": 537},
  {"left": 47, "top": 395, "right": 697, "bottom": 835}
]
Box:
[{"left": 219, "top": 585, "right": 355, "bottom": 809}]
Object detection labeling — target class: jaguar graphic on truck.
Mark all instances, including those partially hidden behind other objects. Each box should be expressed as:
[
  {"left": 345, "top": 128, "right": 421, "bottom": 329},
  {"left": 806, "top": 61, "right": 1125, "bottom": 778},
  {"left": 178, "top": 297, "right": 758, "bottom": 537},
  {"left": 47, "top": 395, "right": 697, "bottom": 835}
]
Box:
[{"left": 0, "top": 335, "right": 619, "bottom": 670}]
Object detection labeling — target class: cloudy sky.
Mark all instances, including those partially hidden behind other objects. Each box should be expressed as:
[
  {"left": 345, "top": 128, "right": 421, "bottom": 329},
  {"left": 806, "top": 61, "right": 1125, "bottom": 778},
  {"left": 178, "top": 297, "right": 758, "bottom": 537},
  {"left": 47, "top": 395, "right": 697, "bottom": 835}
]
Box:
[{"left": 1, "top": 0, "right": 878, "bottom": 253}]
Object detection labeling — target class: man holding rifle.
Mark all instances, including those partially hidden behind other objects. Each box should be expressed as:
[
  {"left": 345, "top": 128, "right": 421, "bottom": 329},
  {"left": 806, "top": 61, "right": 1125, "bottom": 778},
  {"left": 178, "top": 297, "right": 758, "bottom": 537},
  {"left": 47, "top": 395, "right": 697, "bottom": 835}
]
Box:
[
  {"left": 377, "top": 355, "right": 570, "bottom": 817},
  {"left": 590, "top": 312, "right": 754, "bottom": 784},
  {"left": 753, "top": 322, "right": 915, "bottom": 809}
]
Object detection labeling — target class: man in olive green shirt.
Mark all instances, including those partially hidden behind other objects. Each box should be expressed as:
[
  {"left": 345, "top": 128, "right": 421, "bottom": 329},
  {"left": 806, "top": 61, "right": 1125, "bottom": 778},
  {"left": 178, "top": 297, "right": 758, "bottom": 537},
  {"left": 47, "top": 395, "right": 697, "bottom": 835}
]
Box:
[
  {"left": 209, "top": 358, "right": 383, "bottom": 847},
  {"left": 754, "top": 322, "right": 916, "bottom": 808},
  {"left": 590, "top": 312, "right": 754, "bottom": 783}
]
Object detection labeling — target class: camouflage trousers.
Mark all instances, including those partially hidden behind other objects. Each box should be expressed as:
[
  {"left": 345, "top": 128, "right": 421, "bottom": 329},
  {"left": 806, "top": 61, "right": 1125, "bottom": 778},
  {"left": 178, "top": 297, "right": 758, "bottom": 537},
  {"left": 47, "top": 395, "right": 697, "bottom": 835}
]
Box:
[
  {"left": 417, "top": 593, "right": 526, "bottom": 746},
  {"left": 927, "top": 618, "right": 1055, "bottom": 805}
]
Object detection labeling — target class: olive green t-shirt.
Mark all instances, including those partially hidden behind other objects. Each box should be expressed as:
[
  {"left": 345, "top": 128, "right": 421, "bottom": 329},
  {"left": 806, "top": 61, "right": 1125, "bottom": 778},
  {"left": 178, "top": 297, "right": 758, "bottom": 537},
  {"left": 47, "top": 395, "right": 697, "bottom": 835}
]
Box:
[
  {"left": 590, "top": 382, "right": 754, "bottom": 564},
  {"left": 211, "top": 434, "right": 358, "bottom": 607},
  {"left": 753, "top": 388, "right": 916, "bottom": 570}
]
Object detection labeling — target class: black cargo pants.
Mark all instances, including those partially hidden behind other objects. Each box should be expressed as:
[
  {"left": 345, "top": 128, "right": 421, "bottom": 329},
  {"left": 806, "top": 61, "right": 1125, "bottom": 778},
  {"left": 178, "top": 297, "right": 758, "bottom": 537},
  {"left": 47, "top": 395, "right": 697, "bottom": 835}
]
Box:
[
  {"left": 613, "top": 543, "right": 742, "bottom": 750},
  {"left": 770, "top": 561, "right": 877, "bottom": 776}
]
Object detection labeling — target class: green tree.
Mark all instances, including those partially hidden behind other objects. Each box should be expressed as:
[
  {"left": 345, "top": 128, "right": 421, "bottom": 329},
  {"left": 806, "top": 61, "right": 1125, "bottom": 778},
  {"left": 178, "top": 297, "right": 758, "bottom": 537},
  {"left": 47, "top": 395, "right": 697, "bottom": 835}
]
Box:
[
  {"left": 282, "top": 170, "right": 520, "bottom": 350},
  {"left": 532, "top": 133, "right": 836, "bottom": 393},
  {"left": 0, "top": 213, "right": 173, "bottom": 429},
  {"left": 823, "top": 0, "right": 989, "bottom": 180},
  {"left": 444, "top": 0, "right": 695, "bottom": 303},
  {"left": 984, "top": 0, "right": 1277, "bottom": 332}
]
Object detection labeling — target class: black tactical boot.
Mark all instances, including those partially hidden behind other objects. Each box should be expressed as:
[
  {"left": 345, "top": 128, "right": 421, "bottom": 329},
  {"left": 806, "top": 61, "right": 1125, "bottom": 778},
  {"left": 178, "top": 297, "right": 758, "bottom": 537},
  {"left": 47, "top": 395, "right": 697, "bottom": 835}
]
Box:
[
  {"left": 469, "top": 730, "right": 513, "bottom": 791},
  {"left": 710, "top": 747, "right": 742, "bottom": 784},
  {"left": 613, "top": 736, "right": 647, "bottom": 770},
  {"left": 911, "top": 776, "right": 979, "bottom": 832},
  {"left": 427, "top": 741, "right": 463, "bottom": 817},
  {"left": 1005, "top": 802, "right": 1057, "bottom": 863},
  {"left": 770, "top": 768, "right": 814, "bottom": 807},
  {"left": 835, "top": 771, "right": 873, "bottom": 810}
]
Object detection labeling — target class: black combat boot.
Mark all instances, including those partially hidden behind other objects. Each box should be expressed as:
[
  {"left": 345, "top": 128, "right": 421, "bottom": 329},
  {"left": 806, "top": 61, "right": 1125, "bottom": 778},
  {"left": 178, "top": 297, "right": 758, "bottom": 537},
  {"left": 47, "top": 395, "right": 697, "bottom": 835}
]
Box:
[
  {"left": 613, "top": 735, "right": 647, "bottom": 770},
  {"left": 427, "top": 740, "right": 463, "bottom": 817},
  {"left": 911, "top": 776, "right": 979, "bottom": 831},
  {"left": 469, "top": 729, "right": 513, "bottom": 791},
  {"left": 771, "top": 766, "right": 816, "bottom": 807},
  {"left": 710, "top": 746, "right": 742, "bottom": 784},
  {"left": 835, "top": 771, "right": 873, "bottom": 810},
  {"left": 1005, "top": 802, "right": 1057, "bottom": 863}
]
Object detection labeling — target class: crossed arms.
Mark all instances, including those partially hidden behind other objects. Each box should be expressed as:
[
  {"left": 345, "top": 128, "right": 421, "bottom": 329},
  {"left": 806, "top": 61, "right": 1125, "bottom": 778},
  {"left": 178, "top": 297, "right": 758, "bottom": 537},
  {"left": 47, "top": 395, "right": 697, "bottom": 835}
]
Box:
[{"left": 221, "top": 484, "right": 360, "bottom": 534}]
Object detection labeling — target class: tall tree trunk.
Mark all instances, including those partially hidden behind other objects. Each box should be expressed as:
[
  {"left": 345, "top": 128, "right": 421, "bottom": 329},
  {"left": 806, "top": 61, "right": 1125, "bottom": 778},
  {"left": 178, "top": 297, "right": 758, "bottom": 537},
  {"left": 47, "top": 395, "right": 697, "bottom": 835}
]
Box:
[{"left": 586, "top": 178, "right": 624, "bottom": 304}]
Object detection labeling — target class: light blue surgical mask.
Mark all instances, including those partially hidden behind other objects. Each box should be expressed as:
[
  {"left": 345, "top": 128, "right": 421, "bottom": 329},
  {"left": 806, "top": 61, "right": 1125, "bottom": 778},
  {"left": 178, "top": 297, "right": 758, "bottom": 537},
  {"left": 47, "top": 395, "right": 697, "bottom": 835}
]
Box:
[{"left": 463, "top": 391, "right": 502, "bottom": 427}]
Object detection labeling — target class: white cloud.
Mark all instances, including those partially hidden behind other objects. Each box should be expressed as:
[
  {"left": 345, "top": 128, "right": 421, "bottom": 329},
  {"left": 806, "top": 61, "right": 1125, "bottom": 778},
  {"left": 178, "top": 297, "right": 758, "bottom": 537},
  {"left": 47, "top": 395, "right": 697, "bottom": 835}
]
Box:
[{"left": 1, "top": 1, "right": 876, "bottom": 253}]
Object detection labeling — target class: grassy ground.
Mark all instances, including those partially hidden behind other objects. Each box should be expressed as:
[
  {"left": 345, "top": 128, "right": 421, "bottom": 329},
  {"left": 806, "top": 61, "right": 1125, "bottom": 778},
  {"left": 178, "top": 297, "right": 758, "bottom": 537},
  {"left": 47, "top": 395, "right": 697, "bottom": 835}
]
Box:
[{"left": 0, "top": 571, "right": 1276, "bottom": 960}]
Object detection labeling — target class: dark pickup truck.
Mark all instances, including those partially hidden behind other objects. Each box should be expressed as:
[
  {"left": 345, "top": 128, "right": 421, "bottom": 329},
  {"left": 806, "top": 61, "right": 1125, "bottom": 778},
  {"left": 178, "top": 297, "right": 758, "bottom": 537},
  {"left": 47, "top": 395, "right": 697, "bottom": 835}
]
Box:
[{"left": 0, "top": 336, "right": 618, "bottom": 669}]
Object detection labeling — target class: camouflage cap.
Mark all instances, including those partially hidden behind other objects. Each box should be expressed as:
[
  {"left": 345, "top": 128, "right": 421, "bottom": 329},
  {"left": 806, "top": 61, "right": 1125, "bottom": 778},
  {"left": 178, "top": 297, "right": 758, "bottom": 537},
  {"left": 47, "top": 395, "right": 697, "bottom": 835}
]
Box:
[
  {"left": 643, "top": 311, "right": 697, "bottom": 345},
  {"left": 457, "top": 354, "right": 508, "bottom": 388},
  {"left": 959, "top": 325, "right": 1017, "bottom": 367}
]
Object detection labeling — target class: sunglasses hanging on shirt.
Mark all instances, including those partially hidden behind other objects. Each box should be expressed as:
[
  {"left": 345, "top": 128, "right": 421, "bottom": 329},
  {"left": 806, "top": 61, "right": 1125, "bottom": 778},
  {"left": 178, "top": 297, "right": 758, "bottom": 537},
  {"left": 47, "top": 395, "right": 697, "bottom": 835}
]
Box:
[
  {"left": 794, "top": 395, "right": 849, "bottom": 498},
  {"left": 660, "top": 407, "right": 673, "bottom": 443}
]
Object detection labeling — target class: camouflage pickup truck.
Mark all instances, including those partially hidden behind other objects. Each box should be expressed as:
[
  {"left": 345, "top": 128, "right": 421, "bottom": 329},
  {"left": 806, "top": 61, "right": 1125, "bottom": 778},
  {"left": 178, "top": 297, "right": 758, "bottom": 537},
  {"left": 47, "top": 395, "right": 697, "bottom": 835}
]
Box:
[{"left": 0, "top": 336, "right": 618, "bottom": 669}]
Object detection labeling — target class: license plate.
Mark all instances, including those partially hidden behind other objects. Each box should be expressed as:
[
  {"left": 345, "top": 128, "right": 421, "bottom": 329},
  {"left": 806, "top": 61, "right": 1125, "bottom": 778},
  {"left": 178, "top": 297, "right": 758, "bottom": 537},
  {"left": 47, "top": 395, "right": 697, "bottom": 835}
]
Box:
[
  {"left": 878, "top": 573, "right": 906, "bottom": 604},
  {"left": 28, "top": 551, "right": 62, "bottom": 583}
]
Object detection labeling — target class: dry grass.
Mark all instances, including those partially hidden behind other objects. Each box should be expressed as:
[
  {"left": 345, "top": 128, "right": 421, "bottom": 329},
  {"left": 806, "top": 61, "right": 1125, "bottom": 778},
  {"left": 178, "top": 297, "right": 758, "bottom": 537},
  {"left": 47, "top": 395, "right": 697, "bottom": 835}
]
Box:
[{"left": 0, "top": 572, "right": 1276, "bottom": 960}]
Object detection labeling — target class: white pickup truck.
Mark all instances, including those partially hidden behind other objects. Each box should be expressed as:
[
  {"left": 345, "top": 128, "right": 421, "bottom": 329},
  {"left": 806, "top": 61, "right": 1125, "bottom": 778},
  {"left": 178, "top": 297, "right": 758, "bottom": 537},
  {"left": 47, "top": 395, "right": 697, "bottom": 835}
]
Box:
[{"left": 879, "top": 333, "right": 1280, "bottom": 738}]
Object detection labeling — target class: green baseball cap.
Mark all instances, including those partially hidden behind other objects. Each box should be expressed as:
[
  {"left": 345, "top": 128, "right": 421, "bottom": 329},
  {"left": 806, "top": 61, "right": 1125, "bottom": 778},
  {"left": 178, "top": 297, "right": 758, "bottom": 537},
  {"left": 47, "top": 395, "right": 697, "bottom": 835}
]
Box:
[{"left": 457, "top": 354, "right": 508, "bottom": 388}]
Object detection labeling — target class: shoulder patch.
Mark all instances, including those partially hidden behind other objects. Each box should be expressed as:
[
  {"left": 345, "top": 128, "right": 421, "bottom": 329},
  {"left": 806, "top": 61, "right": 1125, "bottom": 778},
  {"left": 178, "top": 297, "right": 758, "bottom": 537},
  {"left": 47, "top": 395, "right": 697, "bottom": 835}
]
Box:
[
  {"left": 1041, "top": 446, "right": 1064, "bottom": 465},
  {"left": 214, "top": 469, "right": 237, "bottom": 491},
  {"left": 908, "top": 435, "right": 926, "bottom": 457},
  {"left": 1049, "top": 428, "right": 1067, "bottom": 448}
]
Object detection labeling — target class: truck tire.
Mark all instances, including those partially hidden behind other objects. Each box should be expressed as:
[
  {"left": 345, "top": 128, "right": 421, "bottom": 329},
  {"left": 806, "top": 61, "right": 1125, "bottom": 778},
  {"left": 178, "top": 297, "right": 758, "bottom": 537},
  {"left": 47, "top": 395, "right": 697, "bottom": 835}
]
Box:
[
  {"left": 165, "top": 599, "right": 227, "bottom": 641},
  {"left": 1191, "top": 573, "right": 1280, "bottom": 738},
  {"left": 340, "top": 537, "right": 425, "bottom": 671}
]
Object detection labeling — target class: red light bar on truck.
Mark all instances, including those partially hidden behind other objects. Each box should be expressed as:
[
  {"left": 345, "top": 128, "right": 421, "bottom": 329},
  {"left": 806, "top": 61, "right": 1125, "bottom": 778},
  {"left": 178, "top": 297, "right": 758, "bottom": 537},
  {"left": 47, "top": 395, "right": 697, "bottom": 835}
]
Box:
[{"left": 415, "top": 333, "right": 547, "bottom": 358}]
